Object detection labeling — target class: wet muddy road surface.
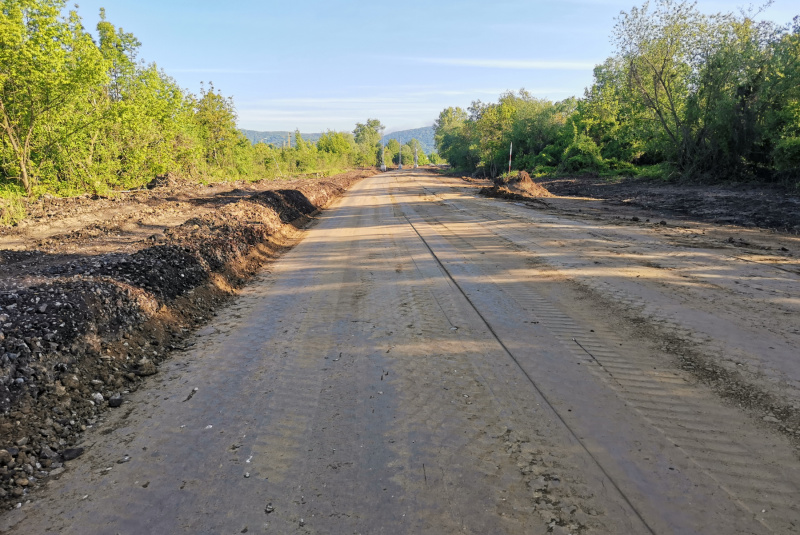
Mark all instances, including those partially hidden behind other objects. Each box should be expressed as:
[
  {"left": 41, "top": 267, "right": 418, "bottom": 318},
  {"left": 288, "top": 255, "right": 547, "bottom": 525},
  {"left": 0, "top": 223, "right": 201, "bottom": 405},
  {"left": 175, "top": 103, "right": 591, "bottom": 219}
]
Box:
[{"left": 2, "top": 170, "right": 799, "bottom": 534}]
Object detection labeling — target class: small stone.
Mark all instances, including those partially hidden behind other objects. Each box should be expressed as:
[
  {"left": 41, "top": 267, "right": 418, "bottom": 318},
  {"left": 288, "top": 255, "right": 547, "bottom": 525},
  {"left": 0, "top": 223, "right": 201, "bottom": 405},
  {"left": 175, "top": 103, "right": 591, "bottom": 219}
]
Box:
[
  {"left": 16, "top": 437, "right": 28, "bottom": 447},
  {"left": 265, "top": 503, "right": 274, "bottom": 514},
  {"left": 16, "top": 478, "right": 29, "bottom": 487},
  {"left": 39, "top": 446, "right": 58, "bottom": 460},
  {"left": 135, "top": 358, "right": 158, "bottom": 377},
  {"left": 244, "top": 472, "right": 250, "bottom": 478},
  {"left": 62, "top": 447, "right": 84, "bottom": 461},
  {"left": 763, "top": 416, "right": 780, "bottom": 423},
  {"left": 299, "top": 518, "right": 305, "bottom": 527},
  {"left": 0, "top": 449, "right": 12, "bottom": 465},
  {"left": 108, "top": 395, "right": 123, "bottom": 408},
  {"left": 631, "top": 216, "right": 639, "bottom": 222},
  {"left": 49, "top": 467, "right": 65, "bottom": 477},
  {"left": 11, "top": 488, "right": 23, "bottom": 497},
  {"left": 91, "top": 392, "right": 104, "bottom": 403},
  {"left": 37, "top": 304, "right": 47, "bottom": 314}
]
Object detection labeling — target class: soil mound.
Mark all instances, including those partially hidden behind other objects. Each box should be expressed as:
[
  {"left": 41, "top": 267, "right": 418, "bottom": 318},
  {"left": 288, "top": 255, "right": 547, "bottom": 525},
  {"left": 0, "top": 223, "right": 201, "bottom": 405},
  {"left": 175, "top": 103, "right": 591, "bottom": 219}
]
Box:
[
  {"left": 480, "top": 185, "right": 528, "bottom": 201},
  {"left": 493, "top": 171, "right": 553, "bottom": 197}
]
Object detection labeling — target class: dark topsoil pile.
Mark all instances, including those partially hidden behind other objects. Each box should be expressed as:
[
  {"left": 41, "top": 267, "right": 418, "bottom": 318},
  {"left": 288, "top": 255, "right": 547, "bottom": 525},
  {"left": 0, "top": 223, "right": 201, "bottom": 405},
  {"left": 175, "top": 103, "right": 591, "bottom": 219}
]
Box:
[
  {"left": 0, "top": 170, "right": 376, "bottom": 506},
  {"left": 536, "top": 175, "right": 800, "bottom": 233}
]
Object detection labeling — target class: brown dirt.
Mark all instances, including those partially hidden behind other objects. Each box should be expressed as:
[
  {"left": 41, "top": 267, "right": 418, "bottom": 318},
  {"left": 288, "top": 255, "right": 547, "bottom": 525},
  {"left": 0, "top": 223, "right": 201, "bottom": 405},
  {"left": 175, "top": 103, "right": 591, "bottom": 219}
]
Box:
[
  {"left": 0, "top": 169, "right": 377, "bottom": 505},
  {"left": 488, "top": 170, "right": 554, "bottom": 198},
  {"left": 534, "top": 175, "right": 800, "bottom": 233}
]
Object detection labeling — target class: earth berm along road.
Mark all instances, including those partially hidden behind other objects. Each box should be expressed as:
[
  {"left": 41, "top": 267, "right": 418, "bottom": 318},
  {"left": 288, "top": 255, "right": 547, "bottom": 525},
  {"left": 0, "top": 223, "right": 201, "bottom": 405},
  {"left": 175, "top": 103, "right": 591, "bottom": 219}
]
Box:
[{"left": 2, "top": 169, "right": 799, "bottom": 534}]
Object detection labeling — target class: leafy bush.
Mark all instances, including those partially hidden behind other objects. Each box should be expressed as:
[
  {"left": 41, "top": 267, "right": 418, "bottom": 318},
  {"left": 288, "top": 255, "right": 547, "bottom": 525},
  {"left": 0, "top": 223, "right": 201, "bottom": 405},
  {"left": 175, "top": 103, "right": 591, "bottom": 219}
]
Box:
[
  {"left": 560, "top": 135, "right": 606, "bottom": 173},
  {"left": 635, "top": 163, "right": 672, "bottom": 180},
  {"left": 773, "top": 137, "right": 800, "bottom": 171},
  {"left": 0, "top": 182, "right": 27, "bottom": 225}
]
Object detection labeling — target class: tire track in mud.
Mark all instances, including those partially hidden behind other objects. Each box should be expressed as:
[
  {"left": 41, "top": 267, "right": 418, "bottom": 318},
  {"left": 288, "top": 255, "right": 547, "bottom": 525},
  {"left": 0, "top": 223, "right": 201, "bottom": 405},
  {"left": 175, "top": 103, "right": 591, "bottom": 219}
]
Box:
[
  {"left": 454, "top": 182, "right": 800, "bottom": 413},
  {"left": 395, "top": 172, "right": 800, "bottom": 533},
  {"left": 240, "top": 180, "right": 401, "bottom": 533},
  {"left": 440, "top": 185, "right": 800, "bottom": 403},
  {"left": 363, "top": 180, "right": 526, "bottom": 533},
  {"left": 378, "top": 179, "right": 640, "bottom": 534}
]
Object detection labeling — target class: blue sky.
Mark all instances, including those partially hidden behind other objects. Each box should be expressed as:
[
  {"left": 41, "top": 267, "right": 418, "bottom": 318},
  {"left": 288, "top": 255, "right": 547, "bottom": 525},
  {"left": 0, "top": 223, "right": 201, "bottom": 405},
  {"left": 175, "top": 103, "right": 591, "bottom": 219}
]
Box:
[{"left": 73, "top": 0, "right": 798, "bottom": 134}]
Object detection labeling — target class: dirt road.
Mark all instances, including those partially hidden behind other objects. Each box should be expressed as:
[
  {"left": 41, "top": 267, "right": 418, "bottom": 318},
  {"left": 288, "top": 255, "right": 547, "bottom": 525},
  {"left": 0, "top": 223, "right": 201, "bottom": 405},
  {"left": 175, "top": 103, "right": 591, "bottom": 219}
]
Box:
[{"left": 2, "top": 169, "right": 799, "bottom": 534}]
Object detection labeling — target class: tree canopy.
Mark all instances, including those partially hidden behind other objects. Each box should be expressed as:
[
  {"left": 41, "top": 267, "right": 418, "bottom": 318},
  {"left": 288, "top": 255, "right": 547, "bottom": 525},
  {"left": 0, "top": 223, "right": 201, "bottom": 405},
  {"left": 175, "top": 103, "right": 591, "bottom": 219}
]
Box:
[
  {"left": 434, "top": 1, "right": 800, "bottom": 184},
  {"left": 0, "top": 0, "right": 384, "bottom": 223}
]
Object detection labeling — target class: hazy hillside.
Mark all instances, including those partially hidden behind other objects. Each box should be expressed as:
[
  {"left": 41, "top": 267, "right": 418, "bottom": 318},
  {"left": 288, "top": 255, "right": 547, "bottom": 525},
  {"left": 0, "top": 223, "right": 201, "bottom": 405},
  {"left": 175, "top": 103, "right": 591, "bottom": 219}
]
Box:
[
  {"left": 241, "top": 129, "right": 323, "bottom": 147},
  {"left": 382, "top": 126, "right": 435, "bottom": 154},
  {"left": 242, "top": 126, "right": 437, "bottom": 154}
]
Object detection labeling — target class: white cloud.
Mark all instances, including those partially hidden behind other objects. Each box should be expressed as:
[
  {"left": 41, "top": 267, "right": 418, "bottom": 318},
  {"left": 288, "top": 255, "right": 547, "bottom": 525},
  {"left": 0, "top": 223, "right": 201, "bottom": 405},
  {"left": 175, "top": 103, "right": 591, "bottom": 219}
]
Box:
[
  {"left": 237, "top": 87, "right": 581, "bottom": 131},
  {"left": 409, "top": 57, "right": 599, "bottom": 70}
]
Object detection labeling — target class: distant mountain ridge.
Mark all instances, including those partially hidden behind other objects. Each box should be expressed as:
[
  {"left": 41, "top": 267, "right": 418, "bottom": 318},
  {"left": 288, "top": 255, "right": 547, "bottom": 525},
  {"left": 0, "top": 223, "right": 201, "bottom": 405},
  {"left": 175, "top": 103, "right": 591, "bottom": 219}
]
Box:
[
  {"left": 382, "top": 126, "right": 435, "bottom": 154},
  {"left": 242, "top": 126, "right": 436, "bottom": 154},
  {"left": 241, "top": 129, "right": 322, "bottom": 147}
]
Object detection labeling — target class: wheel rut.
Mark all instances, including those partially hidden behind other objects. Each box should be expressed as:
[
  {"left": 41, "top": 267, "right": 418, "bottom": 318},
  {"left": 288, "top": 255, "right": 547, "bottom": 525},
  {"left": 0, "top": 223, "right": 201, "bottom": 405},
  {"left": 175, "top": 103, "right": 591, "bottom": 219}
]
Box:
[{"left": 394, "top": 171, "right": 800, "bottom": 533}]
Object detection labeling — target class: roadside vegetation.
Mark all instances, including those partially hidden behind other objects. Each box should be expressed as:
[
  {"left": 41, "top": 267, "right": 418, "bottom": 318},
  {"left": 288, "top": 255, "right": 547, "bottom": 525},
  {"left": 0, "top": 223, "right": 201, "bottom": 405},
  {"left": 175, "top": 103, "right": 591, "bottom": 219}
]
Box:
[
  {"left": 434, "top": 0, "right": 800, "bottom": 187},
  {"left": 0, "top": 0, "right": 390, "bottom": 224}
]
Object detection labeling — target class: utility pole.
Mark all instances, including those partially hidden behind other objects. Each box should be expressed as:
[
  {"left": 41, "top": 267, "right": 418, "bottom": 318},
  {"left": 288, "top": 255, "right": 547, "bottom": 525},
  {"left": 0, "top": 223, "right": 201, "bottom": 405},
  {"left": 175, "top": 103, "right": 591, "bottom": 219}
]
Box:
[
  {"left": 381, "top": 144, "right": 386, "bottom": 172},
  {"left": 508, "top": 141, "right": 513, "bottom": 175}
]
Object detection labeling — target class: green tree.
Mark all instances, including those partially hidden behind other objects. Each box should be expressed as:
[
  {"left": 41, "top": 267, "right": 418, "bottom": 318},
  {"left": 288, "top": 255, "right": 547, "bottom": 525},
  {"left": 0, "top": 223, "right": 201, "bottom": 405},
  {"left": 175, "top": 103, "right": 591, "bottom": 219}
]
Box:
[
  {"left": 764, "top": 16, "right": 800, "bottom": 172},
  {"left": 353, "top": 118, "right": 384, "bottom": 146},
  {"left": 317, "top": 130, "right": 354, "bottom": 155},
  {"left": 433, "top": 106, "right": 474, "bottom": 170},
  {"left": 96, "top": 7, "right": 140, "bottom": 102},
  {"left": 0, "top": 0, "right": 108, "bottom": 194},
  {"left": 469, "top": 96, "right": 516, "bottom": 177},
  {"left": 386, "top": 138, "right": 400, "bottom": 165},
  {"left": 194, "top": 82, "right": 241, "bottom": 167},
  {"left": 353, "top": 118, "right": 384, "bottom": 166},
  {"left": 404, "top": 139, "right": 428, "bottom": 165},
  {"left": 611, "top": 0, "right": 784, "bottom": 177},
  {"left": 294, "top": 129, "right": 306, "bottom": 151}
]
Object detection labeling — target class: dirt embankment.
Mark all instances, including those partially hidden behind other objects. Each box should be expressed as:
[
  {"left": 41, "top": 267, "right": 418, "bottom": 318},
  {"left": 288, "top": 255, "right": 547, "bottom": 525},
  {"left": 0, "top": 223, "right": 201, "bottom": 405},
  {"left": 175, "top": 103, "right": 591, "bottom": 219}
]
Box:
[{"left": 0, "top": 170, "right": 376, "bottom": 505}]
